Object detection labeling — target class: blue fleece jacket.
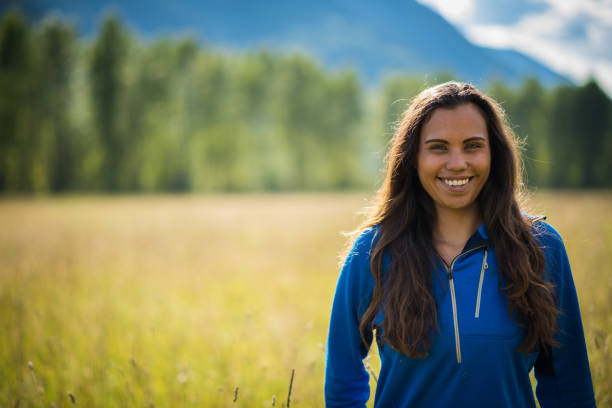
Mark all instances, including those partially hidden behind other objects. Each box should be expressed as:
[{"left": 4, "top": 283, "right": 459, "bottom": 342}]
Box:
[{"left": 325, "top": 222, "right": 596, "bottom": 407}]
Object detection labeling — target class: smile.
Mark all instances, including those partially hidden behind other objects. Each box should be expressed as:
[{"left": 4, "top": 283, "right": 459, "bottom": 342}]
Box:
[{"left": 440, "top": 177, "right": 472, "bottom": 187}]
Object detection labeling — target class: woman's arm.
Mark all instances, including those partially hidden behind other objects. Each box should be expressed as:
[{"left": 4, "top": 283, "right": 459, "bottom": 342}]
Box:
[
  {"left": 534, "top": 223, "right": 597, "bottom": 408},
  {"left": 325, "top": 228, "right": 378, "bottom": 408}
]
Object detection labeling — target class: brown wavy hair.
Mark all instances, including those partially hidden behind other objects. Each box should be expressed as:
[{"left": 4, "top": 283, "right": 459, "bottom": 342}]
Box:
[{"left": 356, "top": 81, "right": 558, "bottom": 357}]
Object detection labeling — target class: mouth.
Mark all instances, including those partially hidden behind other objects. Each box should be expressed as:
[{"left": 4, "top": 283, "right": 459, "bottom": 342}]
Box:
[{"left": 438, "top": 177, "right": 474, "bottom": 188}]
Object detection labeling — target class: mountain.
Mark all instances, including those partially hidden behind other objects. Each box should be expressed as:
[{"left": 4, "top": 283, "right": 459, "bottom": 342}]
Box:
[{"left": 3, "top": 0, "right": 571, "bottom": 87}]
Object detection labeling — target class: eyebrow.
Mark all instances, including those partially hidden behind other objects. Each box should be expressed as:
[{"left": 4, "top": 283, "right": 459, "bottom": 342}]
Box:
[
  {"left": 424, "top": 136, "right": 487, "bottom": 144},
  {"left": 463, "top": 137, "right": 487, "bottom": 143}
]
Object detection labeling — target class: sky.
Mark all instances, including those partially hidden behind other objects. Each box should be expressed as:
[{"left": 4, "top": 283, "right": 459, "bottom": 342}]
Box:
[{"left": 416, "top": 0, "right": 612, "bottom": 94}]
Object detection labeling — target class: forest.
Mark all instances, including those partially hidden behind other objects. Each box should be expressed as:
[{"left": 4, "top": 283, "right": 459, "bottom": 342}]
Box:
[{"left": 1, "top": 11, "right": 611, "bottom": 193}]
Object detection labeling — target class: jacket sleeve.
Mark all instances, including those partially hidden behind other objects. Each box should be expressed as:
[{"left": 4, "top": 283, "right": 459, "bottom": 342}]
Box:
[
  {"left": 325, "top": 228, "right": 378, "bottom": 407},
  {"left": 534, "top": 223, "right": 597, "bottom": 408}
]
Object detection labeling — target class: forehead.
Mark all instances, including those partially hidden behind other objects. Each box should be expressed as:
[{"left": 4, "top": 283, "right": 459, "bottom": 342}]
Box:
[{"left": 420, "top": 103, "right": 488, "bottom": 141}]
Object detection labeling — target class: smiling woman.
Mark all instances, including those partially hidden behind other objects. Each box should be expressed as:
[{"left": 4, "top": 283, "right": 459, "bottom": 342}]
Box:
[
  {"left": 418, "top": 105, "right": 489, "bottom": 213},
  {"left": 324, "top": 82, "right": 596, "bottom": 407}
]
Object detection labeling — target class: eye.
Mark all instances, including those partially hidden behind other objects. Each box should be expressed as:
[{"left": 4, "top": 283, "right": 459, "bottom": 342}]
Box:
[
  {"left": 465, "top": 142, "right": 483, "bottom": 150},
  {"left": 428, "top": 144, "right": 448, "bottom": 151}
]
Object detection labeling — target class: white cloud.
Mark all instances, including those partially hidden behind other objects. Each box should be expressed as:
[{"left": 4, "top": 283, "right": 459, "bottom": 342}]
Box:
[
  {"left": 465, "top": 23, "right": 594, "bottom": 78},
  {"left": 416, "top": 0, "right": 475, "bottom": 21},
  {"left": 546, "top": 0, "right": 612, "bottom": 24},
  {"left": 416, "top": 0, "right": 612, "bottom": 94}
]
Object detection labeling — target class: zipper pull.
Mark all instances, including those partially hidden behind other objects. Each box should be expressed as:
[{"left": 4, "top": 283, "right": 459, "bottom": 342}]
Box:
[{"left": 447, "top": 271, "right": 453, "bottom": 280}]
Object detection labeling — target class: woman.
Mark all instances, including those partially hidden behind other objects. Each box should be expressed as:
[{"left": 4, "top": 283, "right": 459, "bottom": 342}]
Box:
[{"left": 325, "top": 82, "right": 596, "bottom": 407}]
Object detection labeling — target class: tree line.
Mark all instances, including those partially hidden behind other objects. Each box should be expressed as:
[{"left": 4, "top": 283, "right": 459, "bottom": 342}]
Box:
[{"left": 1, "top": 11, "right": 611, "bottom": 193}]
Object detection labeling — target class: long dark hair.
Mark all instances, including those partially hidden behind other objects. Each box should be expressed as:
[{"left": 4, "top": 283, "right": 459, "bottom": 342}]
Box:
[{"left": 356, "top": 82, "right": 558, "bottom": 357}]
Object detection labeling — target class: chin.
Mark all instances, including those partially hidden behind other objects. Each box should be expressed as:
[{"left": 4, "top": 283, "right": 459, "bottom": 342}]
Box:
[{"left": 439, "top": 199, "right": 478, "bottom": 212}]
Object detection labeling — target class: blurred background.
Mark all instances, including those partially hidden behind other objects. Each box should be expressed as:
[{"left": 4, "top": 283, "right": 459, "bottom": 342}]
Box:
[
  {"left": 0, "top": 0, "right": 611, "bottom": 192},
  {"left": 0, "top": 1, "right": 611, "bottom": 407}
]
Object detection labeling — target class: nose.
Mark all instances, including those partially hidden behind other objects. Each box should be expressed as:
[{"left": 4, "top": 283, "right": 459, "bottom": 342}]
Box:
[{"left": 446, "top": 149, "right": 468, "bottom": 171}]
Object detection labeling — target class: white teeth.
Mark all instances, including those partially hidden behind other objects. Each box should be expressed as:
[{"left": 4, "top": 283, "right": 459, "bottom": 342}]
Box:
[{"left": 443, "top": 178, "right": 469, "bottom": 186}]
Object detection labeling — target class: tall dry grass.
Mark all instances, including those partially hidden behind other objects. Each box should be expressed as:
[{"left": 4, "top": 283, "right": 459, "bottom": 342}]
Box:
[{"left": 0, "top": 192, "right": 610, "bottom": 406}]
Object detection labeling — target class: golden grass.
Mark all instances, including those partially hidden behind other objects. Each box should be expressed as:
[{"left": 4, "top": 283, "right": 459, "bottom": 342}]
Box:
[{"left": 0, "top": 192, "right": 610, "bottom": 407}]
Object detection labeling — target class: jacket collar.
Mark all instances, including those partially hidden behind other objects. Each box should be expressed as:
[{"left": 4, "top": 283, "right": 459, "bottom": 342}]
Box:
[
  {"left": 463, "top": 222, "right": 490, "bottom": 252},
  {"left": 477, "top": 222, "right": 489, "bottom": 239}
]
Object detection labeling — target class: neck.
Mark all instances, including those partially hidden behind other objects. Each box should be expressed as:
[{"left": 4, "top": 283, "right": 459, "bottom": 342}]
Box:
[{"left": 433, "top": 206, "right": 482, "bottom": 248}]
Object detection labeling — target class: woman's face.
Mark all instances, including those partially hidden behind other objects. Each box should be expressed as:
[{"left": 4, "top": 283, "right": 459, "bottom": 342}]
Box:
[{"left": 416, "top": 102, "right": 491, "bottom": 217}]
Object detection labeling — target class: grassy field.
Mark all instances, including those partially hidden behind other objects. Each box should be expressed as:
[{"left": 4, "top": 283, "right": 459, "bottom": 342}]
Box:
[{"left": 0, "top": 192, "right": 611, "bottom": 407}]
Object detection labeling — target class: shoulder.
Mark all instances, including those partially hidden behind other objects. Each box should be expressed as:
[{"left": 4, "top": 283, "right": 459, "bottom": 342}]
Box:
[
  {"left": 529, "top": 219, "right": 574, "bottom": 286},
  {"left": 339, "top": 225, "right": 381, "bottom": 285},
  {"left": 336, "top": 226, "right": 380, "bottom": 301},
  {"left": 529, "top": 219, "right": 566, "bottom": 255},
  {"left": 348, "top": 225, "right": 381, "bottom": 258}
]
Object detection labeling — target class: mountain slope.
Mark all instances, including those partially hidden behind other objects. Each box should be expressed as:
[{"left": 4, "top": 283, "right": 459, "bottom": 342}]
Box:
[{"left": 4, "top": 0, "right": 571, "bottom": 86}]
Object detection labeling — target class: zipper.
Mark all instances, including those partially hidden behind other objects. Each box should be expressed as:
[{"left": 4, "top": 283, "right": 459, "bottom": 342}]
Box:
[
  {"left": 448, "top": 275, "right": 461, "bottom": 363},
  {"left": 474, "top": 248, "right": 489, "bottom": 318},
  {"left": 438, "top": 244, "right": 488, "bottom": 364}
]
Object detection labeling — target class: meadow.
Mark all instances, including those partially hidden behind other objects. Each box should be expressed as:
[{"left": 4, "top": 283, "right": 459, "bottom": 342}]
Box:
[{"left": 0, "top": 192, "right": 610, "bottom": 407}]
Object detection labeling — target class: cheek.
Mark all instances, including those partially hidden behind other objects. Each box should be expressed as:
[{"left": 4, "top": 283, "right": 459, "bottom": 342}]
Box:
[
  {"left": 477, "top": 155, "right": 492, "bottom": 184},
  {"left": 416, "top": 159, "right": 436, "bottom": 184},
  {"left": 479, "top": 156, "right": 491, "bottom": 173},
  {"left": 417, "top": 153, "right": 440, "bottom": 173},
  {"left": 476, "top": 149, "right": 492, "bottom": 172}
]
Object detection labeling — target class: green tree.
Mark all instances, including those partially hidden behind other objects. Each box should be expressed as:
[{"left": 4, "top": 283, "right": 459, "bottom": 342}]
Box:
[
  {"left": 511, "top": 78, "right": 550, "bottom": 187},
  {"left": 548, "top": 80, "right": 612, "bottom": 188},
  {"left": 573, "top": 80, "right": 611, "bottom": 187},
  {"left": 34, "top": 17, "right": 77, "bottom": 192},
  {"left": 89, "top": 14, "right": 129, "bottom": 191},
  {"left": 0, "top": 11, "right": 33, "bottom": 191},
  {"left": 133, "top": 38, "right": 198, "bottom": 191},
  {"left": 318, "top": 71, "right": 363, "bottom": 188},
  {"left": 548, "top": 86, "right": 582, "bottom": 188},
  {"left": 275, "top": 55, "right": 328, "bottom": 189},
  {"left": 188, "top": 52, "right": 245, "bottom": 191},
  {"left": 234, "top": 51, "right": 283, "bottom": 190}
]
